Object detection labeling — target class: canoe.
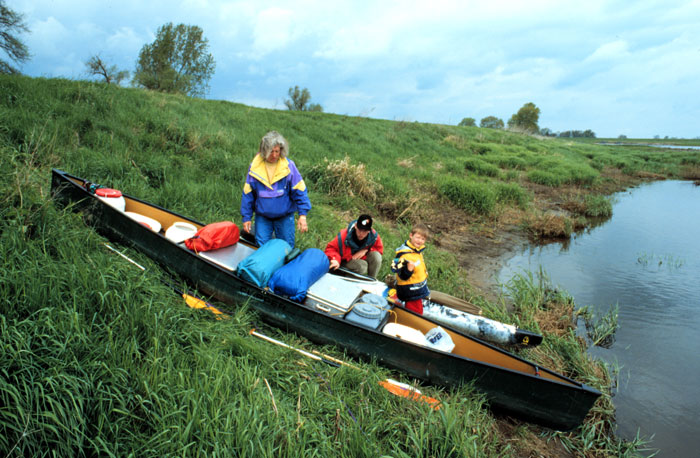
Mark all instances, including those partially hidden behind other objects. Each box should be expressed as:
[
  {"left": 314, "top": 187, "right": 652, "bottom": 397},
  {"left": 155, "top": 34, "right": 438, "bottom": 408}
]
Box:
[
  {"left": 50, "top": 169, "right": 601, "bottom": 431},
  {"left": 335, "top": 270, "right": 543, "bottom": 347}
]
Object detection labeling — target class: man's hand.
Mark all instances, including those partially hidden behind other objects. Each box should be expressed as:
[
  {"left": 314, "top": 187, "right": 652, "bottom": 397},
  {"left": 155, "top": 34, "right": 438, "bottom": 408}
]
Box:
[
  {"left": 351, "top": 248, "right": 368, "bottom": 260},
  {"left": 329, "top": 259, "right": 340, "bottom": 270},
  {"left": 243, "top": 221, "right": 252, "bottom": 233}
]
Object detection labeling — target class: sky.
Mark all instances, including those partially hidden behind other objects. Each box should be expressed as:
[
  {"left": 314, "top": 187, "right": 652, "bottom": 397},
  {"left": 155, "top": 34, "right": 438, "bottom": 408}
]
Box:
[{"left": 11, "top": 0, "right": 700, "bottom": 138}]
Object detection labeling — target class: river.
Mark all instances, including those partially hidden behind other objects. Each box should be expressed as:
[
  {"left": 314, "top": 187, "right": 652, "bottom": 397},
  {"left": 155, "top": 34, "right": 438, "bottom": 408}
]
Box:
[{"left": 498, "top": 180, "right": 700, "bottom": 457}]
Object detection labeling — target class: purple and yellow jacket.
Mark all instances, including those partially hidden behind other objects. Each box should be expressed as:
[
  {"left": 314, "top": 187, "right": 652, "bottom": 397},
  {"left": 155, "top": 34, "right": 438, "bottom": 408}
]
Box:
[{"left": 240, "top": 155, "right": 311, "bottom": 222}]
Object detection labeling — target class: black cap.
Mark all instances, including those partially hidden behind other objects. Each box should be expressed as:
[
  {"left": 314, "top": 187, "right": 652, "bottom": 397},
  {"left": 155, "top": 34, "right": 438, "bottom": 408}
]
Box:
[{"left": 356, "top": 214, "right": 372, "bottom": 231}]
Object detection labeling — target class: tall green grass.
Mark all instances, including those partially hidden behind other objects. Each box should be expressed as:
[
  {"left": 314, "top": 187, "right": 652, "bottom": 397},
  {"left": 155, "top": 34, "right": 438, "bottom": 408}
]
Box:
[{"left": 0, "top": 74, "right": 665, "bottom": 456}]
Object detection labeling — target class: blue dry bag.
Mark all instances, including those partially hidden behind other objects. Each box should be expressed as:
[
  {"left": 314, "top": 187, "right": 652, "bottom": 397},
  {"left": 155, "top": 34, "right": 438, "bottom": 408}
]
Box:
[
  {"left": 237, "top": 239, "right": 292, "bottom": 287},
  {"left": 268, "top": 248, "right": 330, "bottom": 302}
]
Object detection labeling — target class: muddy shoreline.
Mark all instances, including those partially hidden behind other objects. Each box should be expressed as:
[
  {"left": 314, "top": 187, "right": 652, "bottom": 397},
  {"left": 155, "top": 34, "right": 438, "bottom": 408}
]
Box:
[{"left": 433, "top": 172, "right": 660, "bottom": 305}]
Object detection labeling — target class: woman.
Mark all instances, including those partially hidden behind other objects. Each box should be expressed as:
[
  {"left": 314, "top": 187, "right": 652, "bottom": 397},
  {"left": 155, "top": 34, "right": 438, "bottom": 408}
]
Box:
[{"left": 240, "top": 131, "right": 311, "bottom": 248}]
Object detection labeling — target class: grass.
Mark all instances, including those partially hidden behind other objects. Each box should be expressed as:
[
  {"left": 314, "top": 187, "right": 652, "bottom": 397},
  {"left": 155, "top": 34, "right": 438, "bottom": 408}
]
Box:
[{"left": 0, "top": 73, "right": 683, "bottom": 456}]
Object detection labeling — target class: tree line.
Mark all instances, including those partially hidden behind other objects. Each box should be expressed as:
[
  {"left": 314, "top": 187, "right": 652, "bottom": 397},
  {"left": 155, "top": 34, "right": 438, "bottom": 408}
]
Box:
[{"left": 459, "top": 103, "right": 597, "bottom": 138}]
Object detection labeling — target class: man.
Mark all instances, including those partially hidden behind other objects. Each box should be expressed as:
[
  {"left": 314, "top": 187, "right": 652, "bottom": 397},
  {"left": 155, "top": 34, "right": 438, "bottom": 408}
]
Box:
[{"left": 324, "top": 214, "right": 383, "bottom": 279}]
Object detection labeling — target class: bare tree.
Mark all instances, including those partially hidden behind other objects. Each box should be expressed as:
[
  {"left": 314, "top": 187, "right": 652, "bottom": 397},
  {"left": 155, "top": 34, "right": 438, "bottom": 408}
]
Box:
[
  {"left": 85, "top": 55, "right": 129, "bottom": 85},
  {"left": 0, "top": 1, "right": 30, "bottom": 74}
]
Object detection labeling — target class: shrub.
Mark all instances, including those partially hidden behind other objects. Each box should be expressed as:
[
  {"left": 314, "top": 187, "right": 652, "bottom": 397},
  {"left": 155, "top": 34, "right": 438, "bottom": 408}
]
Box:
[
  {"left": 305, "top": 155, "right": 380, "bottom": 201},
  {"left": 464, "top": 158, "right": 500, "bottom": 177},
  {"left": 438, "top": 178, "right": 496, "bottom": 215}
]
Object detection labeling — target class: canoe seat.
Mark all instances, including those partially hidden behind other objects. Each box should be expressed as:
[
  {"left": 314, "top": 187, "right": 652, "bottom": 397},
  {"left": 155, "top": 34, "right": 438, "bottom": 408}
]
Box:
[{"left": 196, "top": 242, "right": 256, "bottom": 271}]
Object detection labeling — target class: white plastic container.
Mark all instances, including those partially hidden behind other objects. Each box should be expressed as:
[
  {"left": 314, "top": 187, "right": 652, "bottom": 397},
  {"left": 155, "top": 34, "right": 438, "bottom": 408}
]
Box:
[
  {"left": 424, "top": 326, "right": 455, "bottom": 353},
  {"left": 382, "top": 322, "right": 427, "bottom": 347},
  {"left": 165, "top": 222, "right": 198, "bottom": 244},
  {"left": 124, "top": 211, "right": 162, "bottom": 233},
  {"left": 95, "top": 188, "right": 125, "bottom": 212}
]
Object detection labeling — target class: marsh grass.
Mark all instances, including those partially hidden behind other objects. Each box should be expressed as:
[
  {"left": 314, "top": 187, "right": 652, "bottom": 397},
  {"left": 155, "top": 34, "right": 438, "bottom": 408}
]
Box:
[
  {"left": 636, "top": 252, "right": 685, "bottom": 271},
  {"left": 0, "top": 73, "right": 668, "bottom": 456},
  {"left": 438, "top": 178, "right": 496, "bottom": 215},
  {"left": 577, "top": 305, "right": 619, "bottom": 348},
  {"left": 524, "top": 212, "right": 574, "bottom": 239},
  {"left": 497, "top": 271, "right": 649, "bottom": 457}
]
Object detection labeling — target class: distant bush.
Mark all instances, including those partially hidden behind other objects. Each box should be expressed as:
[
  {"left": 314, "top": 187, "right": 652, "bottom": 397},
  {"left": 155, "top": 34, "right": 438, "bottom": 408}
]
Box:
[
  {"left": 464, "top": 158, "right": 500, "bottom": 177},
  {"left": 438, "top": 178, "right": 496, "bottom": 215}
]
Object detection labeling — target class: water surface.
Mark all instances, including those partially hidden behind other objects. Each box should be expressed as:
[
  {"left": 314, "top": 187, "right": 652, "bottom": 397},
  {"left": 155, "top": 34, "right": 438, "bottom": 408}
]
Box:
[{"left": 498, "top": 180, "right": 700, "bottom": 457}]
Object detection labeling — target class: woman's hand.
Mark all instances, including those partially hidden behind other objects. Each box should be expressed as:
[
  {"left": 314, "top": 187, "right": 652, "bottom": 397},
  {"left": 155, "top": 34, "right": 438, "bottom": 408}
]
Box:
[
  {"left": 329, "top": 259, "right": 340, "bottom": 270},
  {"left": 243, "top": 221, "right": 252, "bottom": 233},
  {"left": 297, "top": 215, "right": 308, "bottom": 233}
]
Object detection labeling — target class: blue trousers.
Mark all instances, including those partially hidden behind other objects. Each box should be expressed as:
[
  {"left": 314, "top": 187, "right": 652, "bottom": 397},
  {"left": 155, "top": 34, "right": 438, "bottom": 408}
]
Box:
[{"left": 254, "top": 213, "right": 296, "bottom": 248}]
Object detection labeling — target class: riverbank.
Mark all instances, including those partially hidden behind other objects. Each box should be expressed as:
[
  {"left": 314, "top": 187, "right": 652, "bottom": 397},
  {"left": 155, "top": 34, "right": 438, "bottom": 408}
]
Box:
[{"left": 417, "top": 167, "right": 663, "bottom": 305}]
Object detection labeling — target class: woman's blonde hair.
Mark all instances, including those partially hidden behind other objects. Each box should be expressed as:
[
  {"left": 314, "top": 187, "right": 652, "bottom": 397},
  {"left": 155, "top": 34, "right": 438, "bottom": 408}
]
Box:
[{"left": 259, "top": 131, "right": 289, "bottom": 160}]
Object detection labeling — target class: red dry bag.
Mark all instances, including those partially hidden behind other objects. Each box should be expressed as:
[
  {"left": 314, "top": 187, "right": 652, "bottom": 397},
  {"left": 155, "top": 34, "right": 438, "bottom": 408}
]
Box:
[{"left": 185, "top": 221, "right": 240, "bottom": 252}]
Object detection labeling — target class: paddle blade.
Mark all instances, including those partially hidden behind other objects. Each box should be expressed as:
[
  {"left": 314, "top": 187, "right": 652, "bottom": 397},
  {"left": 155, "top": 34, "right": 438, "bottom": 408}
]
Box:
[
  {"left": 183, "top": 293, "right": 227, "bottom": 319},
  {"left": 378, "top": 379, "right": 441, "bottom": 410}
]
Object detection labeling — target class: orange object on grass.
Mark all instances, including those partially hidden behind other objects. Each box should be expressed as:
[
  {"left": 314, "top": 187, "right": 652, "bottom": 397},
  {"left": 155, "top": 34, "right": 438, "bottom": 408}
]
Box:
[{"left": 378, "top": 379, "right": 441, "bottom": 410}]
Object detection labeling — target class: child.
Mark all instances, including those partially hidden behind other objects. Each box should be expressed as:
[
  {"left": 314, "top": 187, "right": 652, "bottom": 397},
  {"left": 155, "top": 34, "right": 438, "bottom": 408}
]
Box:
[{"left": 391, "top": 223, "right": 430, "bottom": 314}]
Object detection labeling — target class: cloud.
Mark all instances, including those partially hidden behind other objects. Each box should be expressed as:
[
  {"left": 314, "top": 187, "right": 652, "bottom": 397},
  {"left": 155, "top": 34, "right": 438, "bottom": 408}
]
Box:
[{"left": 250, "top": 7, "right": 295, "bottom": 56}]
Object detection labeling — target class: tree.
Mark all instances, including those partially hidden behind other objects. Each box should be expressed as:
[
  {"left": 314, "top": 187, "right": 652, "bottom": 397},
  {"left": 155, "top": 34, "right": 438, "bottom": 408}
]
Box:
[
  {"left": 85, "top": 55, "right": 129, "bottom": 85},
  {"left": 285, "top": 86, "right": 323, "bottom": 112},
  {"left": 458, "top": 117, "right": 476, "bottom": 127},
  {"left": 0, "top": 1, "right": 30, "bottom": 74},
  {"left": 480, "top": 116, "right": 504, "bottom": 129},
  {"left": 133, "top": 23, "right": 215, "bottom": 97},
  {"left": 507, "top": 102, "right": 540, "bottom": 133}
]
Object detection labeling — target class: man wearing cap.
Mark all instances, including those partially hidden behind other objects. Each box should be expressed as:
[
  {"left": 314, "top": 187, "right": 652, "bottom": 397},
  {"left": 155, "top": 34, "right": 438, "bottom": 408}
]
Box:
[{"left": 324, "top": 214, "right": 384, "bottom": 279}]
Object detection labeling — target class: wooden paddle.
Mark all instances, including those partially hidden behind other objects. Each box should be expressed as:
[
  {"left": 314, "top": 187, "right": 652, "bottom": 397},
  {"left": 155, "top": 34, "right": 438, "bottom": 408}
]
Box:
[
  {"left": 249, "top": 329, "right": 441, "bottom": 410},
  {"left": 428, "top": 290, "right": 482, "bottom": 316}
]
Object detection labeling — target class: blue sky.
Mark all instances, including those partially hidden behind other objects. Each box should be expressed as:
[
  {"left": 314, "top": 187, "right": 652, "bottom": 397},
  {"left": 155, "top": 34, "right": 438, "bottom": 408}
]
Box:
[{"left": 12, "top": 0, "right": 700, "bottom": 138}]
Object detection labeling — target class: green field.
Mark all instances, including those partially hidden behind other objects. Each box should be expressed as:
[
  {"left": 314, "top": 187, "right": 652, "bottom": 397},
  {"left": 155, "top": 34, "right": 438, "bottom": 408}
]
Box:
[{"left": 3, "top": 74, "right": 689, "bottom": 456}]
